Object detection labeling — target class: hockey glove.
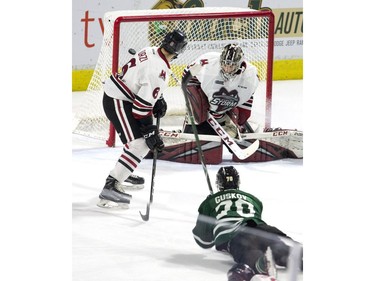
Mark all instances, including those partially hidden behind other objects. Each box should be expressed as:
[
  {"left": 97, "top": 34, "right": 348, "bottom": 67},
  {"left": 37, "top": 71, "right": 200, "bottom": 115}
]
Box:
[
  {"left": 211, "top": 113, "right": 238, "bottom": 138},
  {"left": 153, "top": 96, "right": 167, "bottom": 118},
  {"left": 219, "top": 114, "right": 239, "bottom": 138},
  {"left": 140, "top": 124, "right": 164, "bottom": 152}
]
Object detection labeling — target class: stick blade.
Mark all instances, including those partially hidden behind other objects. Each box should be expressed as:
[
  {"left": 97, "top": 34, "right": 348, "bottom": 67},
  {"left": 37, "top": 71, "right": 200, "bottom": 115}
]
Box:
[
  {"left": 139, "top": 203, "right": 150, "bottom": 221},
  {"left": 237, "top": 139, "right": 260, "bottom": 160}
]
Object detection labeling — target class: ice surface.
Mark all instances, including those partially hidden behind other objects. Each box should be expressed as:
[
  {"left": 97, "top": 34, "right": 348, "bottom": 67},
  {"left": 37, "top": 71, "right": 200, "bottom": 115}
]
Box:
[{"left": 72, "top": 80, "right": 303, "bottom": 281}]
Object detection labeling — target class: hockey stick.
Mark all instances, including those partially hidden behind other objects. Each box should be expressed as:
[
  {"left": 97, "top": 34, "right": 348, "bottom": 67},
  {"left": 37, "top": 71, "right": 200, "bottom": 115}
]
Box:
[
  {"left": 206, "top": 112, "right": 259, "bottom": 160},
  {"left": 183, "top": 102, "right": 214, "bottom": 194},
  {"left": 139, "top": 116, "right": 160, "bottom": 221},
  {"left": 159, "top": 129, "right": 301, "bottom": 142},
  {"left": 180, "top": 75, "right": 213, "bottom": 194},
  {"left": 244, "top": 121, "right": 255, "bottom": 133}
]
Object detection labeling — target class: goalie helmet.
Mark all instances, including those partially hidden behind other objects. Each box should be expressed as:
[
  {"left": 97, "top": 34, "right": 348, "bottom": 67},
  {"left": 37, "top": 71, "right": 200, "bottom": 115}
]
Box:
[
  {"left": 160, "top": 29, "right": 188, "bottom": 56},
  {"left": 220, "top": 44, "right": 244, "bottom": 81},
  {"left": 216, "top": 166, "right": 240, "bottom": 191}
]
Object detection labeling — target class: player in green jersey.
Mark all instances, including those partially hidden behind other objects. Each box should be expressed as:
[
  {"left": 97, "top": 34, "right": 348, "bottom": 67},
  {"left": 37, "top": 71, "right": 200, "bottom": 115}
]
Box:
[{"left": 192, "top": 166, "right": 302, "bottom": 281}]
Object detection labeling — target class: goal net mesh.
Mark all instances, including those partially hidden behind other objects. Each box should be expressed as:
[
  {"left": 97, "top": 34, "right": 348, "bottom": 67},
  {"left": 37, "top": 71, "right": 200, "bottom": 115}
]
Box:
[{"left": 73, "top": 7, "right": 274, "bottom": 145}]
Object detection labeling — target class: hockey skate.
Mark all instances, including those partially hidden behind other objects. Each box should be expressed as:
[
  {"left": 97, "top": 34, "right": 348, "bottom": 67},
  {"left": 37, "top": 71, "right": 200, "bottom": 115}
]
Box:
[
  {"left": 117, "top": 174, "right": 145, "bottom": 191},
  {"left": 97, "top": 175, "right": 132, "bottom": 209},
  {"left": 227, "top": 259, "right": 278, "bottom": 281},
  {"left": 265, "top": 246, "right": 277, "bottom": 277},
  {"left": 227, "top": 263, "right": 255, "bottom": 281},
  {"left": 248, "top": 248, "right": 278, "bottom": 281}
]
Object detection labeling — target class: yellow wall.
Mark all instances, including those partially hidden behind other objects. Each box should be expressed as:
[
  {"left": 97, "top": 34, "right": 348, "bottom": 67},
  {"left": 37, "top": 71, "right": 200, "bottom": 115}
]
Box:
[
  {"left": 72, "top": 69, "right": 95, "bottom": 91},
  {"left": 273, "top": 59, "right": 303, "bottom": 80}
]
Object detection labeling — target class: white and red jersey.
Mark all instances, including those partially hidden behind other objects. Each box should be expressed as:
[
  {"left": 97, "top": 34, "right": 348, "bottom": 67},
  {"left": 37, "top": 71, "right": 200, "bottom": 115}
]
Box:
[
  {"left": 185, "top": 52, "right": 259, "bottom": 115},
  {"left": 103, "top": 47, "right": 171, "bottom": 119}
]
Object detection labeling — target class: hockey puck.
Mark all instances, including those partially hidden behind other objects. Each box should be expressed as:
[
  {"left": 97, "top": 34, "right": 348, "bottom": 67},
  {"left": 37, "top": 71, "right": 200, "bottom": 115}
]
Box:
[{"left": 128, "top": 48, "right": 136, "bottom": 55}]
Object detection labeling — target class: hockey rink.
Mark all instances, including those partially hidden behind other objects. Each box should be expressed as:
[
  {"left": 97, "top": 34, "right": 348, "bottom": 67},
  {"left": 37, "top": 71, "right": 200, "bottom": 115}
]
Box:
[{"left": 72, "top": 80, "right": 304, "bottom": 281}]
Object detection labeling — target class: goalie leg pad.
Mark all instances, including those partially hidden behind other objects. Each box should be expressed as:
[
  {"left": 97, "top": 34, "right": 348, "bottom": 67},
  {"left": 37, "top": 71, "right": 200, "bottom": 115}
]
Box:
[
  {"left": 232, "top": 140, "right": 301, "bottom": 162},
  {"left": 145, "top": 139, "right": 223, "bottom": 164}
]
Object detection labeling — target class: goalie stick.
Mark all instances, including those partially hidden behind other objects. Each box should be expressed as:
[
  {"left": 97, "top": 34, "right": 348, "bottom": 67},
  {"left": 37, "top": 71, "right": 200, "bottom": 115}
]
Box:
[
  {"left": 206, "top": 112, "right": 259, "bottom": 160},
  {"left": 139, "top": 116, "right": 160, "bottom": 221}
]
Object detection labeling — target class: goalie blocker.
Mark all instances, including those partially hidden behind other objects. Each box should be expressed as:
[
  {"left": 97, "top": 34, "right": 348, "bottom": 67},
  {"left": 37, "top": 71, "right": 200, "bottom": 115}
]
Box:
[{"left": 145, "top": 129, "right": 303, "bottom": 164}]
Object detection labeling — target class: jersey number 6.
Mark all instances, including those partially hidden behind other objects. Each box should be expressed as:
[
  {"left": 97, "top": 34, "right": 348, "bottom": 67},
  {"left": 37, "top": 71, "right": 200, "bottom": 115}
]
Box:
[{"left": 117, "top": 58, "right": 136, "bottom": 79}]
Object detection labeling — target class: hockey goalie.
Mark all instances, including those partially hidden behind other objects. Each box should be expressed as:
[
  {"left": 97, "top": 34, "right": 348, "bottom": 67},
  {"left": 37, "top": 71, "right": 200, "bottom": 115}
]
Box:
[{"left": 147, "top": 44, "right": 303, "bottom": 164}]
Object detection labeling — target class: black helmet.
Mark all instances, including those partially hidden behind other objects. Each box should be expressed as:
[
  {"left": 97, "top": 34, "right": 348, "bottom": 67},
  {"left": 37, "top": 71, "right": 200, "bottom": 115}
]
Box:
[
  {"left": 216, "top": 166, "right": 240, "bottom": 191},
  {"left": 160, "top": 29, "right": 188, "bottom": 56},
  {"left": 220, "top": 44, "right": 244, "bottom": 81}
]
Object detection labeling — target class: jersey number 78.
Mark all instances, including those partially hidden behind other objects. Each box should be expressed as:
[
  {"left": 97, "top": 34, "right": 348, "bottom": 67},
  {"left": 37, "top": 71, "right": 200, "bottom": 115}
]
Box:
[{"left": 215, "top": 199, "right": 255, "bottom": 219}]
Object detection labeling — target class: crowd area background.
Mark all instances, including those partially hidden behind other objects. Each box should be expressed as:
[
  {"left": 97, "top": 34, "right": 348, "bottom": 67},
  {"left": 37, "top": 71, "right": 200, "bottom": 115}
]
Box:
[{"left": 72, "top": 0, "right": 303, "bottom": 91}]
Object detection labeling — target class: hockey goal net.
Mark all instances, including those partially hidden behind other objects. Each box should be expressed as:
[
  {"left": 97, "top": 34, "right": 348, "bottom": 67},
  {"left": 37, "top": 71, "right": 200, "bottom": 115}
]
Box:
[{"left": 72, "top": 7, "right": 275, "bottom": 147}]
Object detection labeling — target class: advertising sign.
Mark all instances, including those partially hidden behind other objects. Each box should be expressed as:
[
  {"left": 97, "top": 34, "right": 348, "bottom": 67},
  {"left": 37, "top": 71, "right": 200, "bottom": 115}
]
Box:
[{"left": 72, "top": 0, "right": 303, "bottom": 90}]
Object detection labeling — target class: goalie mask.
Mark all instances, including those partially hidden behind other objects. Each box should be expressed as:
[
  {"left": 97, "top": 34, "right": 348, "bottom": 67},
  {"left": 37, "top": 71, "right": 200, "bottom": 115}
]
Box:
[
  {"left": 160, "top": 29, "right": 188, "bottom": 57},
  {"left": 216, "top": 166, "right": 240, "bottom": 191},
  {"left": 220, "top": 44, "right": 244, "bottom": 81}
]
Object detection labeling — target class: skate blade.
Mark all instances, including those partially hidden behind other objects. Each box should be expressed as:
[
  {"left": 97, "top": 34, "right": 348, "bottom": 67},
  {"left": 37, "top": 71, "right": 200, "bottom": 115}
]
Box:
[
  {"left": 116, "top": 183, "right": 144, "bottom": 191},
  {"left": 97, "top": 199, "right": 129, "bottom": 209},
  {"left": 266, "top": 246, "right": 277, "bottom": 277}
]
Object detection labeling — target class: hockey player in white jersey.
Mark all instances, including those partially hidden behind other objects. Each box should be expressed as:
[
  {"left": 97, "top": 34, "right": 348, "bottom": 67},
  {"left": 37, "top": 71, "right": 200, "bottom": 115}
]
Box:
[
  {"left": 181, "top": 43, "right": 258, "bottom": 138},
  {"left": 98, "top": 29, "right": 188, "bottom": 208}
]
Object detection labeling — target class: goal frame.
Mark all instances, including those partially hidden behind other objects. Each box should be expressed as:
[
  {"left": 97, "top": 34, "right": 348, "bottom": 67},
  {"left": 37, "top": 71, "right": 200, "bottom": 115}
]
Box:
[{"left": 107, "top": 9, "right": 275, "bottom": 147}]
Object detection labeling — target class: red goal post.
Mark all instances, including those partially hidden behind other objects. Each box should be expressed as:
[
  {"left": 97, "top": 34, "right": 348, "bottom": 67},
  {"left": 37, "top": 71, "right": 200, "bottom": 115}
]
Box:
[{"left": 73, "top": 7, "right": 275, "bottom": 147}]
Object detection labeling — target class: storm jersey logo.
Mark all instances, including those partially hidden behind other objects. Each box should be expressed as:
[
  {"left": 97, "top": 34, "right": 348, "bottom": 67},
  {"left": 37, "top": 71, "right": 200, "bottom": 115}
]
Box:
[{"left": 210, "top": 87, "right": 239, "bottom": 113}]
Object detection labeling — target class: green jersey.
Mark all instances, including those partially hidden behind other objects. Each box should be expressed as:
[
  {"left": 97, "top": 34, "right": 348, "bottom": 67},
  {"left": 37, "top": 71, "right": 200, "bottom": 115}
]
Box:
[{"left": 192, "top": 189, "right": 265, "bottom": 249}]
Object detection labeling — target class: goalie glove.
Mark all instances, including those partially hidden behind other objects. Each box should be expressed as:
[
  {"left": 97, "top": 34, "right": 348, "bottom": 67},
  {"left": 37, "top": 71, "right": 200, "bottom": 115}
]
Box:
[
  {"left": 140, "top": 124, "right": 164, "bottom": 152},
  {"left": 213, "top": 111, "right": 240, "bottom": 138},
  {"left": 223, "top": 115, "right": 239, "bottom": 138}
]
